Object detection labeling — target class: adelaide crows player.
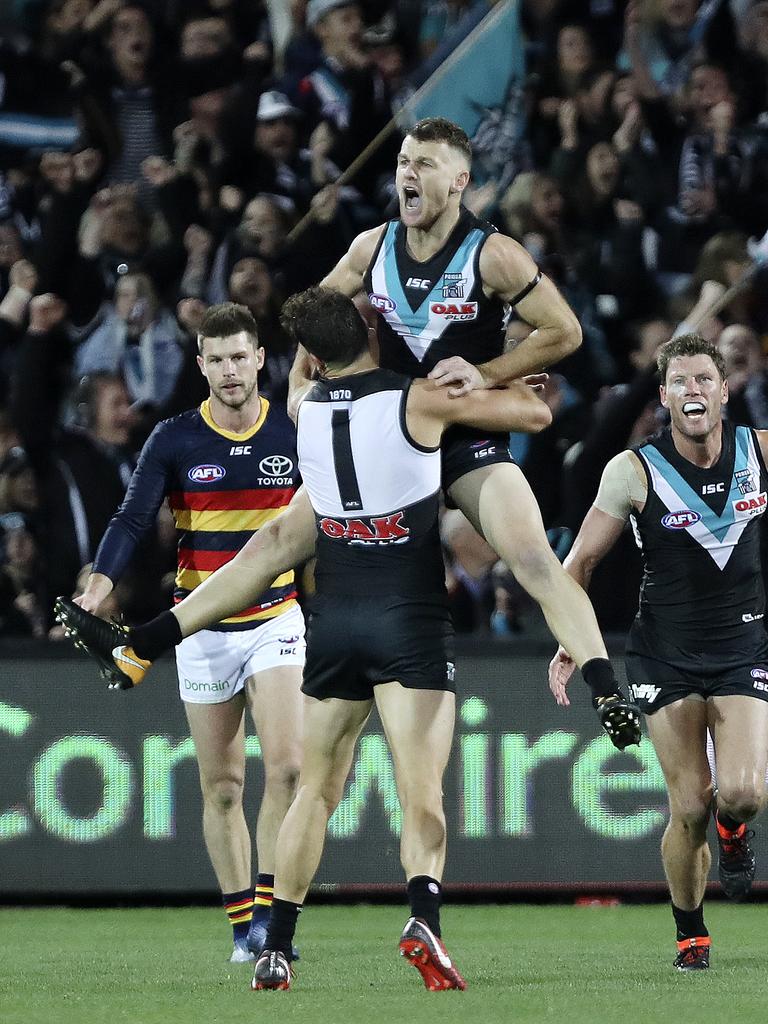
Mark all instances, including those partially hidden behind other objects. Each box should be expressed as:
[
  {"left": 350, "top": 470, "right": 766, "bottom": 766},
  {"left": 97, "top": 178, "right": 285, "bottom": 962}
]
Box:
[{"left": 65, "top": 304, "right": 304, "bottom": 963}]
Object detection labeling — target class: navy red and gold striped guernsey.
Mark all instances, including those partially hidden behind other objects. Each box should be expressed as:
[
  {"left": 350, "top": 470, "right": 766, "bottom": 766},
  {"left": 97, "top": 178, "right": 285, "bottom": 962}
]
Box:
[{"left": 92, "top": 398, "right": 300, "bottom": 631}]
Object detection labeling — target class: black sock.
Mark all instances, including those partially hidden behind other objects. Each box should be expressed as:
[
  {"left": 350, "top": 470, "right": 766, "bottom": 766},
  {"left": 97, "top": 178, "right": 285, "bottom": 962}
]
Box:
[
  {"left": 128, "top": 611, "right": 182, "bottom": 661},
  {"left": 716, "top": 809, "right": 744, "bottom": 833},
  {"left": 672, "top": 903, "right": 708, "bottom": 941},
  {"left": 407, "top": 875, "right": 442, "bottom": 937},
  {"left": 264, "top": 897, "right": 301, "bottom": 958},
  {"left": 582, "top": 658, "right": 619, "bottom": 700}
]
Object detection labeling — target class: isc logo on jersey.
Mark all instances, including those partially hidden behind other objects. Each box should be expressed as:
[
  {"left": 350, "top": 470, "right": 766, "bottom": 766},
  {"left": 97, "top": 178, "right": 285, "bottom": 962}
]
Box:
[
  {"left": 733, "top": 492, "right": 767, "bottom": 517},
  {"left": 189, "top": 464, "right": 226, "bottom": 483},
  {"left": 430, "top": 302, "right": 478, "bottom": 321},
  {"left": 661, "top": 509, "right": 700, "bottom": 529}
]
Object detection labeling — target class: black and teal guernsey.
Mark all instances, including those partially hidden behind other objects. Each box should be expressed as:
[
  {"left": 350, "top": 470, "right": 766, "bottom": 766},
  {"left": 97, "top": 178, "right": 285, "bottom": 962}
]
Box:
[
  {"left": 363, "top": 207, "right": 508, "bottom": 377},
  {"left": 628, "top": 422, "right": 768, "bottom": 663}
]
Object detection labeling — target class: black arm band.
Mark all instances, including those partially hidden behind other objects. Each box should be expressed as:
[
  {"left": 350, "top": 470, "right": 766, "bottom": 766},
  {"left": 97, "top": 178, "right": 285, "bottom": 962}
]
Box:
[{"left": 508, "top": 270, "right": 541, "bottom": 307}]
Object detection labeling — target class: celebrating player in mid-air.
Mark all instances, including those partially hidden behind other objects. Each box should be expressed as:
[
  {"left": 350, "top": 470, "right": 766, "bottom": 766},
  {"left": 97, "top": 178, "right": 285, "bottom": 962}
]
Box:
[
  {"left": 292, "top": 115, "right": 639, "bottom": 742},
  {"left": 549, "top": 334, "right": 768, "bottom": 971}
]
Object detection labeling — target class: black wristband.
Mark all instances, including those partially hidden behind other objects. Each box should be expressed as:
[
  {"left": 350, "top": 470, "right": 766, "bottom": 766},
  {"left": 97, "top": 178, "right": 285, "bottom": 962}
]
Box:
[
  {"left": 581, "top": 657, "right": 618, "bottom": 699},
  {"left": 128, "top": 610, "right": 183, "bottom": 661}
]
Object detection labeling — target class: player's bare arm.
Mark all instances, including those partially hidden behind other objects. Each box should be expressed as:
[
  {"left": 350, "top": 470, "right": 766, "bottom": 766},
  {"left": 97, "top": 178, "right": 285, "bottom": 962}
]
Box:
[
  {"left": 756, "top": 430, "right": 768, "bottom": 467},
  {"left": 428, "top": 233, "right": 582, "bottom": 396},
  {"left": 172, "top": 487, "right": 317, "bottom": 638},
  {"left": 287, "top": 227, "right": 386, "bottom": 419},
  {"left": 406, "top": 377, "right": 552, "bottom": 449},
  {"left": 549, "top": 451, "right": 646, "bottom": 704}
]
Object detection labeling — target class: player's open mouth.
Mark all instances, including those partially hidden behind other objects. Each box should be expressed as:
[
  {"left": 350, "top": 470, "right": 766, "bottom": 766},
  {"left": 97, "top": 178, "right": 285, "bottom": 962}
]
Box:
[
  {"left": 682, "top": 401, "right": 706, "bottom": 419},
  {"left": 403, "top": 187, "right": 421, "bottom": 211}
]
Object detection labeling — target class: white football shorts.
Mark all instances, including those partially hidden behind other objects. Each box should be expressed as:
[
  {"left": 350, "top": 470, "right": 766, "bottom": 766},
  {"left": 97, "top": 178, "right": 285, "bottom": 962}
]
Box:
[{"left": 175, "top": 604, "right": 306, "bottom": 704}]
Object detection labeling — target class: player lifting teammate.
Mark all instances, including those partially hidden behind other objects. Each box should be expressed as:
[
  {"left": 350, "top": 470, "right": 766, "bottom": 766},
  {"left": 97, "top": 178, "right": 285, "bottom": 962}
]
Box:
[{"left": 57, "top": 286, "right": 553, "bottom": 991}]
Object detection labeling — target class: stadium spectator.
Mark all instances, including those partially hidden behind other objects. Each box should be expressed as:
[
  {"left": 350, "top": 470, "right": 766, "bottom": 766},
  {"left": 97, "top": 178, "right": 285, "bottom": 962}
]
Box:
[
  {"left": 10, "top": 294, "right": 135, "bottom": 617},
  {"left": 0, "top": 509, "right": 47, "bottom": 638},
  {"left": 74, "top": 270, "right": 184, "bottom": 410}
]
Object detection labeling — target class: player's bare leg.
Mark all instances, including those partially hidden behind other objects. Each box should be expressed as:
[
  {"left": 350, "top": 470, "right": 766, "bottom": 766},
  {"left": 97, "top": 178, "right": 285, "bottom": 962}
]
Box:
[
  {"left": 708, "top": 695, "right": 768, "bottom": 900},
  {"left": 375, "top": 683, "right": 466, "bottom": 991},
  {"left": 186, "top": 695, "right": 250, "bottom": 890},
  {"left": 646, "top": 698, "right": 713, "bottom": 969},
  {"left": 449, "top": 464, "right": 609, "bottom": 666},
  {"left": 185, "top": 695, "right": 253, "bottom": 960},
  {"left": 252, "top": 695, "right": 372, "bottom": 990},
  {"left": 244, "top": 665, "right": 303, "bottom": 953},
  {"left": 449, "top": 464, "right": 640, "bottom": 749}
]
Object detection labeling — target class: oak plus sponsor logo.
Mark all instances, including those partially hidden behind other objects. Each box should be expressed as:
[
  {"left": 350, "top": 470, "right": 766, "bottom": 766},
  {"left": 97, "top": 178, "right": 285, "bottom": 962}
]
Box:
[
  {"left": 258, "top": 454, "right": 294, "bottom": 486},
  {"left": 733, "top": 491, "right": 767, "bottom": 517},
  {"left": 661, "top": 509, "right": 701, "bottom": 529},
  {"left": 429, "top": 301, "right": 478, "bottom": 321},
  {"left": 188, "top": 464, "right": 226, "bottom": 483},
  {"left": 369, "top": 293, "right": 396, "bottom": 313},
  {"left": 319, "top": 511, "right": 409, "bottom": 543}
]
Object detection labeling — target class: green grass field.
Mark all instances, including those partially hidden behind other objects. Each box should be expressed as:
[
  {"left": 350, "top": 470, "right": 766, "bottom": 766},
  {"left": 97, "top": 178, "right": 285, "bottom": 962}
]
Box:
[{"left": 2, "top": 904, "right": 766, "bottom": 1024}]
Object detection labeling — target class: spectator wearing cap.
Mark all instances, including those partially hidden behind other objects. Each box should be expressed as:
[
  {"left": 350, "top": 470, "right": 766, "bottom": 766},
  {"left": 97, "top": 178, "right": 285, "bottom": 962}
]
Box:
[
  {"left": 220, "top": 90, "right": 338, "bottom": 212},
  {"left": 290, "top": 0, "right": 400, "bottom": 200}
]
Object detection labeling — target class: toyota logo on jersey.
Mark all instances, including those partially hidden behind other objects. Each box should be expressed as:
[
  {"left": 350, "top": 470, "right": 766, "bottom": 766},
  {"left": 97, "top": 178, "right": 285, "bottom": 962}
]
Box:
[
  {"left": 188, "top": 464, "right": 226, "bottom": 483},
  {"left": 259, "top": 455, "right": 294, "bottom": 477}
]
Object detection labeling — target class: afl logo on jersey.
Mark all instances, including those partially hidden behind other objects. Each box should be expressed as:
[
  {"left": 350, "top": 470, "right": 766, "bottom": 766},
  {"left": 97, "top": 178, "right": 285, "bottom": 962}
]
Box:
[
  {"left": 661, "top": 509, "right": 701, "bottom": 529},
  {"left": 369, "top": 293, "right": 396, "bottom": 313},
  {"left": 259, "top": 455, "right": 294, "bottom": 477},
  {"left": 430, "top": 302, "right": 478, "bottom": 321},
  {"left": 188, "top": 464, "right": 226, "bottom": 483}
]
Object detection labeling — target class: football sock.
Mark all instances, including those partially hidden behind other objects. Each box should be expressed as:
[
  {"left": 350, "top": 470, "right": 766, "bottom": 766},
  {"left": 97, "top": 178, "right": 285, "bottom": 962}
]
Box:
[
  {"left": 265, "top": 898, "right": 302, "bottom": 958},
  {"left": 407, "top": 875, "right": 442, "bottom": 937},
  {"left": 582, "top": 658, "right": 620, "bottom": 700},
  {"left": 223, "top": 888, "right": 254, "bottom": 942},
  {"left": 716, "top": 810, "right": 745, "bottom": 836},
  {"left": 672, "top": 903, "right": 708, "bottom": 942},
  {"left": 253, "top": 873, "right": 275, "bottom": 923},
  {"left": 129, "top": 611, "right": 182, "bottom": 661}
]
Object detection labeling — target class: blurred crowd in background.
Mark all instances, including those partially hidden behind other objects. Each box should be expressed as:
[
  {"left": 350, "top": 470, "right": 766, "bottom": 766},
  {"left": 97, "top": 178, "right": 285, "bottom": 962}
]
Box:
[{"left": 1, "top": 0, "right": 768, "bottom": 640}]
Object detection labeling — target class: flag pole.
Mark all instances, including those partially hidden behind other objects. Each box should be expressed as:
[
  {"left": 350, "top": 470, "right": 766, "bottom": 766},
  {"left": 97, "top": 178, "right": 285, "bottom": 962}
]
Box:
[{"left": 285, "top": 0, "right": 514, "bottom": 245}]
